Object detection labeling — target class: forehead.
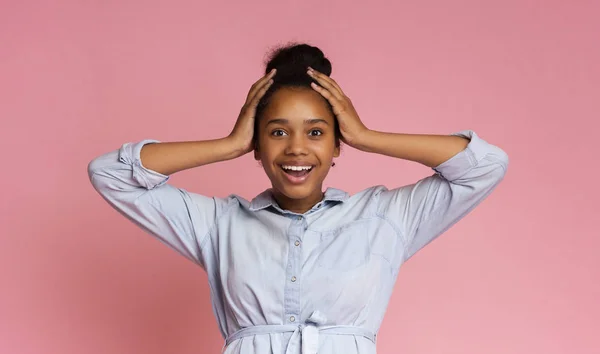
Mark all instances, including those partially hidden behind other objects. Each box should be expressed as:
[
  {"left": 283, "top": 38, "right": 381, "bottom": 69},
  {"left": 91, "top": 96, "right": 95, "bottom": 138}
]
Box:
[{"left": 263, "top": 87, "right": 334, "bottom": 123}]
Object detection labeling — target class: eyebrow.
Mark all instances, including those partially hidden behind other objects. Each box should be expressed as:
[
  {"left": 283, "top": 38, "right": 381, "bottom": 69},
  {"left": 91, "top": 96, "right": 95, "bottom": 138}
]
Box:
[{"left": 265, "top": 118, "right": 330, "bottom": 126}]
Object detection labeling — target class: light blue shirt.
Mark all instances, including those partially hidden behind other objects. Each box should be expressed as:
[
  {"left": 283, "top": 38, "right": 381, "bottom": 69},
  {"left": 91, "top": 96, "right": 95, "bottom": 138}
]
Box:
[{"left": 88, "top": 130, "right": 508, "bottom": 354}]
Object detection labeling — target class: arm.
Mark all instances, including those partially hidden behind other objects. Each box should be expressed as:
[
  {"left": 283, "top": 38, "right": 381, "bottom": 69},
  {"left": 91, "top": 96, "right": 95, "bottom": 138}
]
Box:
[
  {"left": 87, "top": 69, "right": 277, "bottom": 266},
  {"left": 305, "top": 68, "right": 508, "bottom": 262},
  {"left": 373, "top": 130, "right": 509, "bottom": 262},
  {"left": 87, "top": 138, "right": 241, "bottom": 267},
  {"left": 352, "top": 130, "right": 470, "bottom": 168},
  {"left": 139, "top": 137, "right": 245, "bottom": 176},
  {"left": 136, "top": 68, "right": 277, "bottom": 176}
]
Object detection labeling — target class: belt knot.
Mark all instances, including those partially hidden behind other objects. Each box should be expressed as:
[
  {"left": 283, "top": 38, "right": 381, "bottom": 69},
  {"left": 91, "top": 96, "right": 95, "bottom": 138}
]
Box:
[{"left": 286, "top": 310, "right": 327, "bottom": 354}]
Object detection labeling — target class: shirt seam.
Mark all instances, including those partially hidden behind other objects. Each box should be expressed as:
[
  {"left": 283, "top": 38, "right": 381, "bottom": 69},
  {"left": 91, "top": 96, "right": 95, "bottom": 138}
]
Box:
[
  {"left": 374, "top": 213, "right": 407, "bottom": 256},
  {"left": 373, "top": 187, "right": 408, "bottom": 248},
  {"left": 200, "top": 199, "right": 239, "bottom": 339},
  {"left": 373, "top": 189, "right": 408, "bottom": 268},
  {"left": 143, "top": 191, "right": 237, "bottom": 266},
  {"left": 199, "top": 196, "right": 239, "bottom": 251}
]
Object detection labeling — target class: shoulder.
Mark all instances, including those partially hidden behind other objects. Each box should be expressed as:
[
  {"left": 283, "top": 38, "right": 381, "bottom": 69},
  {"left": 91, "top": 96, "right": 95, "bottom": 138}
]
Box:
[
  {"left": 344, "top": 185, "right": 388, "bottom": 203},
  {"left": 325, "top": 185, "right": 389, "bottom": 216},
  {"left": 184, "top": 192, "right": 245, "bottom": 216}
]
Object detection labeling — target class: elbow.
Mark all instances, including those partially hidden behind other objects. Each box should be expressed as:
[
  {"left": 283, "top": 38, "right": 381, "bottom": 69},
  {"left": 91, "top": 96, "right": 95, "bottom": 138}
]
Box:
[
  {"left": 87, "top": 158, "right": 101, "bottom": 182},
  {"left": 484, "top": 150, "right": 509, "bottom": 189},
  {"left": 495, "top": 147, "right": 509, "bottom": 178},
  {"left": 486, "top": 144, "right": 509, "bottom": 179},
  {"left": 87, "top": 149, "right": 120, "bottom": 188},
  {"left": 87, "top": 153, "right": 111, "bottom": 183},
  {"left": 87, "top": 157, "right": 108, "bottom": 193}
]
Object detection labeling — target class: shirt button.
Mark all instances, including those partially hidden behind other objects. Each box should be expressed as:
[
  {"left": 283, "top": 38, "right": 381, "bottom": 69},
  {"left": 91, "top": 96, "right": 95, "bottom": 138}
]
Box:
[
  {"left": 291, "top": 276, "right": 297, "bottom": 282},
  {"left": 294, "top": 241, "right": 300, "bottom": 246},
  {"left": 290, "top": 316, "right": 296, "bottom": 322}
]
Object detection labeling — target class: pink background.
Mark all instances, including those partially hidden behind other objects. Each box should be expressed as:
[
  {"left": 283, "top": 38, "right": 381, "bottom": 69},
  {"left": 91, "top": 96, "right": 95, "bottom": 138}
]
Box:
[{"left": 1, "top": 0, "right": 598, "bottom": 353}]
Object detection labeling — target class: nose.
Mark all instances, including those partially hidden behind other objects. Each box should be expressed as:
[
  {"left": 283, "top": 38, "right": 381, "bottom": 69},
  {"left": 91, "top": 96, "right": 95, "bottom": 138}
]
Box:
[{"left": 284, "top": 133, "right": 309, "bottom": 155}]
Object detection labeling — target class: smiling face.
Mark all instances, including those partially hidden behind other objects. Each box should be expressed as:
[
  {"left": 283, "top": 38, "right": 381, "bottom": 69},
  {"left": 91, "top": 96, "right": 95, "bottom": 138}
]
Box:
[{"left": 254, "top": 86, "right": 340, "bottom": 213}]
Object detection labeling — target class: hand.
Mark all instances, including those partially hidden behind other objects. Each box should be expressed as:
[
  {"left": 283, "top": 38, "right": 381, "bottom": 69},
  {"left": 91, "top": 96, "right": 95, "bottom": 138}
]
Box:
[
  {"left": 229, "top": 68, "right": 277, "bottom": 155},
  {"left": 307, "top": 67, "right": 369, "bottom": 147}
]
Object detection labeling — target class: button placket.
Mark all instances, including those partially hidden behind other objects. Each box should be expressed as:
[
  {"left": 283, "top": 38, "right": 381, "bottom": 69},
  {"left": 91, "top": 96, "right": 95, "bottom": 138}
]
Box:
[{"left": 284, "top": 216, "right": 304, "bottom": 324}]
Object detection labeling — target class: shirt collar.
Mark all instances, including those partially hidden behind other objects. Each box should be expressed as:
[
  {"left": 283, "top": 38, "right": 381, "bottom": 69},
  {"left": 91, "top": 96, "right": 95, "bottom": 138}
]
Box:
[{"left": 249, "top": 187, "right": 348, "bottom": 212}]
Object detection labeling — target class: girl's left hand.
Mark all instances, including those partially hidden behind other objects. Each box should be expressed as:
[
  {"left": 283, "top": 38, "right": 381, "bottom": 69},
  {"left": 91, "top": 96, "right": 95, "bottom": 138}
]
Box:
[{"left": 307, "top": 67, "right": 369, "bottom": 148}]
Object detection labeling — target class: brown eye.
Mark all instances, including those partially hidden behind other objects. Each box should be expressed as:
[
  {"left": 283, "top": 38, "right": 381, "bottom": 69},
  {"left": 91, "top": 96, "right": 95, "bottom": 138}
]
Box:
[
  {"left": 309, "top": 129, "right": 323, "bottom": 136},
  {"left": 271, "top": 129, "right": 287, "bottom": 137}
]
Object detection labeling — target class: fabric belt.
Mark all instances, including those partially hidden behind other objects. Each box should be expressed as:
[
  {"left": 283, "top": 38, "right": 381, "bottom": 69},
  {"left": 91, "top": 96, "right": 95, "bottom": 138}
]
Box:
[{"left": 224, "top": 311, "right": 376, "bottom": 354}]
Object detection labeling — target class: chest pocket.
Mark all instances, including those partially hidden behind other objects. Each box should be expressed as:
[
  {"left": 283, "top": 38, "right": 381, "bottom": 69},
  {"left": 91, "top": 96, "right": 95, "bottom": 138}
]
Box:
[{"left": 317, "top": 221, "right": 371, "bottom": 271}]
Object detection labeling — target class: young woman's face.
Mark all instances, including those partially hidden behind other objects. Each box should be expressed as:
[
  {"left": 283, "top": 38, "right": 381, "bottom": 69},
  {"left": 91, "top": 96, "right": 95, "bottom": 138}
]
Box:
[{"left": 254, "top": 87, "right": 340, "bottom": 210}]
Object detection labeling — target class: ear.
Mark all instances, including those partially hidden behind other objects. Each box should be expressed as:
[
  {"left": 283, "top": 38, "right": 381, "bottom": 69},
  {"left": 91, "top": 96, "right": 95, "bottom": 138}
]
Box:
[
  {"left": 333, "top": 145, "right": 340, "bottom": 158},
  {"left": 253, "top": 146, "right": 260, "bottom": 160}
]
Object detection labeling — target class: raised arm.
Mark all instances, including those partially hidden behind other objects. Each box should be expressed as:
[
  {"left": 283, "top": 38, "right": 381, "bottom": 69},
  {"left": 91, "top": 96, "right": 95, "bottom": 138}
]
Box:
[
  {"left": 305, "top": 67, "right": 508, "bottom": 262},
  {"left": 87, "top": 69, "right": 277, "bottom": 266},
  {"left": 87, "top": 139, "right": 237, "bottom": 266},
  {"left": 373, "top": 130, "right": 509, "bottom": 262}
]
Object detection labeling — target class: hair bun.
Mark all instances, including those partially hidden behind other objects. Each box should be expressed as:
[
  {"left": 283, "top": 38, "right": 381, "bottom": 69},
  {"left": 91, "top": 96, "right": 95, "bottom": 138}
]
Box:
[{"left": 265, "top": 43, "right": 332, "bottom": 85}]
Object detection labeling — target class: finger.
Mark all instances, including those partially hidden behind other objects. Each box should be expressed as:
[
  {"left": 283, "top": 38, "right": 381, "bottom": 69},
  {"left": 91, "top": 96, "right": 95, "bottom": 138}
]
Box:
[
  {"left": 307, "top": 68, "right": 345, "bottom": 99},
  {"left": 247, "top": 78, "right": 274, "bottom": 109},
  {"left": 246, "top": 69, "right": 276, "bottom": 103},
  {"left": 246, "top": 68, "right": 276, "bottom": 102},
  {"left": 311, "top": 69, "right": 345, "bottom": 95},
  {"left": 310, "top": 81, "right": 339, "bottom": 108}
]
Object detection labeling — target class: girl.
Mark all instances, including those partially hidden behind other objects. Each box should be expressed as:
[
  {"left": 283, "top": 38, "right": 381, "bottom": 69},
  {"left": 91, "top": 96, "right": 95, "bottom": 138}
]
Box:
[{"left": 88, "top": 43, "right": 508, "bottom": 354}]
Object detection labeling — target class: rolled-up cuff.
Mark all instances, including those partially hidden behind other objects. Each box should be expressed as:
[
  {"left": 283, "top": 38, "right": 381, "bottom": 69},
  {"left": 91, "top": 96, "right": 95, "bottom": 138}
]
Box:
[
  {"left": 432, "top": 130, "right": 494, "bottom": 181},
  {"left": 118, "top": 139, "right": 169, "bottom": 189}
]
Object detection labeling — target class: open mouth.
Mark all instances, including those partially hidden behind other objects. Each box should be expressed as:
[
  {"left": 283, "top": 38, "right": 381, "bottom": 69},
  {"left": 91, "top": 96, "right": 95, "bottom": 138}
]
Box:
[{"left": 279, "top": 164, "right": 315, "bottom": 182}]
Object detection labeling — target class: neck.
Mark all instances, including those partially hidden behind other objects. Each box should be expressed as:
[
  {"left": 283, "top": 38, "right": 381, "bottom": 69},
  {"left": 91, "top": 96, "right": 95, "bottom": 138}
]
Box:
[{"left": 272, "top": 189, "right": 324, "bottom": 214}]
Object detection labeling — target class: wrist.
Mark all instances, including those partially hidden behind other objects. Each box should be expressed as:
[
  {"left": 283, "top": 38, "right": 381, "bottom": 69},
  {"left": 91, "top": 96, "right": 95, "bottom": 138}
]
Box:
[
  {"left": 224, "top": 136, "right": 251, "bottom": 158},
  {"left": 347, "top": 128, "right": 374, "bottom": 151}
]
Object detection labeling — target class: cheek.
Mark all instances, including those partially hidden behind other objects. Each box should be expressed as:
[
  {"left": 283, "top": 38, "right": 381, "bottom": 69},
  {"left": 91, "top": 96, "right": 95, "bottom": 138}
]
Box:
[
  {"left": 316, "top": 141, "right": 337, "bottom": 157},
  {"left": 258, "top": 148, "right": 278, "bottom": 168}
]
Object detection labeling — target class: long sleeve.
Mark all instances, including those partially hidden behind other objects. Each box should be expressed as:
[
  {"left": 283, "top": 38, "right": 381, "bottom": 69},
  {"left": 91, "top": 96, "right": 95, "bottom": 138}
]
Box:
[
  {"left": 376, "top": 130, "right": 509, "bottom": 262},
  {"left": 87, "top": 139, "right": 230, "bottom": 268}
]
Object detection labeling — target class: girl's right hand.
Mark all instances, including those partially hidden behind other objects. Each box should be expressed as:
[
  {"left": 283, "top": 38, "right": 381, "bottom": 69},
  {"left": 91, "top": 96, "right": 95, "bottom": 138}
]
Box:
[{"left": 228, "top": 68, "right": 277, "bottom": 155}]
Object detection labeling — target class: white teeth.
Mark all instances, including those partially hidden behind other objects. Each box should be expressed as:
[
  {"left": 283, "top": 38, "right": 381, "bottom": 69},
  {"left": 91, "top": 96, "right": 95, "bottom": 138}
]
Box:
[{"left": 281, "top": 165, "right": 313, "bottom": 171}]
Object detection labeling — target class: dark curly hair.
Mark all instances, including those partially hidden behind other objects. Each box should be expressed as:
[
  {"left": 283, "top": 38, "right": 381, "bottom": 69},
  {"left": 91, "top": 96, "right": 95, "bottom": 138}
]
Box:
[{"left": 253, "top": 42, "right": 342, "bottom": 150}]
